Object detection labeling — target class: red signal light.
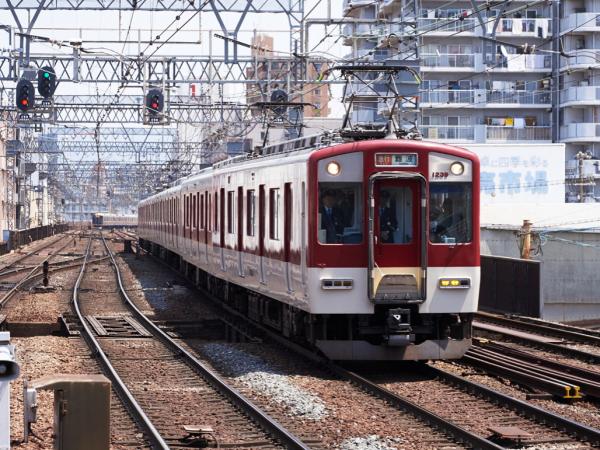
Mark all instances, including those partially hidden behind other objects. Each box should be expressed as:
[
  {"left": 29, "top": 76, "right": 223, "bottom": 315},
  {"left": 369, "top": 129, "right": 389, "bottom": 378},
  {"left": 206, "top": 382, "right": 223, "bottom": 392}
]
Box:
[
  {"left": 21, "top": 99, "right": 28, "bottom": 106},
  {"left": 151, "top": 102, "right": 158, "bottom": 109}
]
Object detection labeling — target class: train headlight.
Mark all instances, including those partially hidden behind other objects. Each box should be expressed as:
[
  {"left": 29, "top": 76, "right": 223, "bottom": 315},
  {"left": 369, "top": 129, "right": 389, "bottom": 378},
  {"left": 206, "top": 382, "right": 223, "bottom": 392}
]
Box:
[
  {"left": 439, "top": 278, "right": 471, "bottom": 289},
  {"left": 326, "top": 161, "right": 341, "bottom": 176},
  {"left": 449, "top": 161, "right": 464, "bottom": 176}
]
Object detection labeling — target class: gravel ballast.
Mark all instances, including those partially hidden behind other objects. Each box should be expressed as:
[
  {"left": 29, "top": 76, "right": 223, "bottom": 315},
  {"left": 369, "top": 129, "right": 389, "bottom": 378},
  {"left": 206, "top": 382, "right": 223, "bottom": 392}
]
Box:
[{"left": 202, "top": 342, "right": 328, "bottom": 419}]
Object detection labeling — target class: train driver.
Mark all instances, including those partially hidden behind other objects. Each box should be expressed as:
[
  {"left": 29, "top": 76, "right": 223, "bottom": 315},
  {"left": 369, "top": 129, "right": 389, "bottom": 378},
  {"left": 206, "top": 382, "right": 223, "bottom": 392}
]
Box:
[{"left": 320, "top": 190, "right": 344, "bottom": 243}]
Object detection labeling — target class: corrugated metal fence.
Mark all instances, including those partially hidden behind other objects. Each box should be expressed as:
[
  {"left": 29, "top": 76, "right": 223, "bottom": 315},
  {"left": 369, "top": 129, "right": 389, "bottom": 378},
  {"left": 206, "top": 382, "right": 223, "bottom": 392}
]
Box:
[{"left": 479, "top": 255, "right": 542, "bottom": 317}]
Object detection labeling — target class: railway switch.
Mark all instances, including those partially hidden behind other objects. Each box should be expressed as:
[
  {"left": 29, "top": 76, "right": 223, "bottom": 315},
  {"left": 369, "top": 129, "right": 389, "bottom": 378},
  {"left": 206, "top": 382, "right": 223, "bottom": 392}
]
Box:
[
  {"left": 23, "top": 374, "right": 111, "bottom": 450},
  {"left": 0, "top": 332, "right": 19, "bottom": 450}
]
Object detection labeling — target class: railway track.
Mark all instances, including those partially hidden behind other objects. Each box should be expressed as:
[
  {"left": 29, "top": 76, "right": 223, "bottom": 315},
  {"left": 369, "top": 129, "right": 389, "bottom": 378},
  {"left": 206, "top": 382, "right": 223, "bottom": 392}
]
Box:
[
  {"left": 463, "top": 339, "right": 600, "bottom": 400},
  {"left": 0, "top": 232, "right": 81, "bottom": 308},
  {"left": 74, "top": 233, "right": 312, "bottom": 449},
  {"left": 474, "top": 312, "right": 600, "bottom": 364},
  {"left": 476, "top": 312, "right": 600, "bottom": 346},
  {"left": 134, "top": 246, "right": 600, "bottom": 449}
]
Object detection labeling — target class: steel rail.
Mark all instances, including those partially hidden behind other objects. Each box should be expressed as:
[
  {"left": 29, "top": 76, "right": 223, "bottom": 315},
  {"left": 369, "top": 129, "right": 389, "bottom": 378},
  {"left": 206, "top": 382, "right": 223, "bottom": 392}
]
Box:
[
  {"left": 72, "top": 235, "right": 170, "bottom": 450},
  {"left": 464, "top": 349, "right": 582, "bottom": 399},
  {"left": 473, "top": 322, "right": 600, "bottom": 364},
  {"left": 137, "top": 242, "right": 600, "bottom": 447},
  {"left": 507, "top": 315, "right": 600, "bottom": 339},
  {"left": 476, "top": 312, "right": 600, "bottom": 346},
  {"left": 139, "top": 250, "right": 504, "bottom": 450},
  {"left": 469, "top": 340, "right": 600, "bottom": 398},
  {"left": 0, "top": 233, "right": 78, "bottom": 308},
  {"left": 427, "top": 365, "right": 600, "bottom": 445},
  {"left": 100, "top": 234, "right": 310, "bottom": 450},
  {"left": 0, "top": 233, "right": 69, "bottom": 272}
]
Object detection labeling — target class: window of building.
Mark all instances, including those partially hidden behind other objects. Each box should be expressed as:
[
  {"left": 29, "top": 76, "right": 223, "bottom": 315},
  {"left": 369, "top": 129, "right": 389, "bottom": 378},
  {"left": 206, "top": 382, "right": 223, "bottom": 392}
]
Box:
[
  {"left": 269, "top": 188, "right": 280, "bottom": 240},
  {"left": 317, "top": 182, "right": 363, "bottom": 244},
  {"left": 227, "top": 190, "right": 235, "bottom": 234},
  {"left": 247, "top": 189, "right": 256, "bottom": 236},
  {"left": 429, "top": 183, "right": 472, "bottom": 244}
]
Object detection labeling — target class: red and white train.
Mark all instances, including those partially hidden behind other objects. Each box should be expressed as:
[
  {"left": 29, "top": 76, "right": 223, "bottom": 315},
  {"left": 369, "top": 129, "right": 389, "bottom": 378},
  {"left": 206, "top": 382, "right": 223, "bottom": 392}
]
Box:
[{"left": 138, "top": 135, "right": 480, "bottom": 360}]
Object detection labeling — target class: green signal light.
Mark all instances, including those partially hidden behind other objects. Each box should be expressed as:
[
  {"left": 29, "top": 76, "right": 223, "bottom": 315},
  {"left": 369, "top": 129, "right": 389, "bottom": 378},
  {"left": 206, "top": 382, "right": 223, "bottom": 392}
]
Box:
[{"left": 43, "top": 72, "right": 50, "bottom": 78}]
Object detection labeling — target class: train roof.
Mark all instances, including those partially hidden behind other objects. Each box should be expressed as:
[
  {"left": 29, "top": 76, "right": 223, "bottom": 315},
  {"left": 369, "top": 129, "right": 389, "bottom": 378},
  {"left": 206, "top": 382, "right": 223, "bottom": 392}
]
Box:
[{"left": 139, "top": 134, "right": 477, "bottom": 206}]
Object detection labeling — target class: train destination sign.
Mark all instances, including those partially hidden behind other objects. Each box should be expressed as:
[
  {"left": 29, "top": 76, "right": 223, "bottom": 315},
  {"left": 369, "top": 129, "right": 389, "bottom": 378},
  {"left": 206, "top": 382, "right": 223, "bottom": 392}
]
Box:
[{"left": 375, "top": 153, "right": 418, "bottom": 167}]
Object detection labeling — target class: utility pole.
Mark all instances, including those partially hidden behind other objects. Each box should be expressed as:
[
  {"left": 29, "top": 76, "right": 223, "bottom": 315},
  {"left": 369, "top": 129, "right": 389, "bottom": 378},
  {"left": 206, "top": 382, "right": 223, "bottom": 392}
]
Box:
[{"left": 520, "top": 219, "right": 532, "bottom": 260}]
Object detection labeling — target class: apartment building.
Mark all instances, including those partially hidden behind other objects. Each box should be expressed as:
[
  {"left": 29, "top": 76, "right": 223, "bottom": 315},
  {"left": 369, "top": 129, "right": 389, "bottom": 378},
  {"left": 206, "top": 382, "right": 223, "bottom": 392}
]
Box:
[
  {"left": 342, "top": 0, "right": 600, "bottom": 202},
  {"left": 246, "top": 34, "right": 330, "bottom": 118}
]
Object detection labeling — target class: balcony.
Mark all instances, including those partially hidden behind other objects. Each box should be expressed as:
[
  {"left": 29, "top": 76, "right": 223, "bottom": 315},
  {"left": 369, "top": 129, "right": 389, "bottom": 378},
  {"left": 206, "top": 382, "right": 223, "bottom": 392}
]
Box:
[
  {"left": 421, "top": 53, "right": 478, "bottom": 71},
  {"left": 560, "top": 123, "right": 600, "bottom": 142},
  {"left": 486, "top": 90, "right": 551, "bottom": 106},
  {"left": 561, "top": 50, "right": 600, "bottom": 71},
  {"left": 420, "top": 125, "right": 474, "bottom": 141},
  {"left": 486, "top": 125, "right": 551, "bottom": 141},
  {"left": 561, "top": 13, "right": 600, "bottom": 34},
  {"left": 560, "top": 86, "right": 600, "bottom": 106},
  {"left": 420, "top": 90, "right": 475, "bottom": 105},
  {"left": 343, "top": 0, "right": 375, "bottom": 17},
  {"left": 489, "top": 54, "right": 552, "bottom": 71},
  {"left": 492, "top": 18, "right": 551, "bottom": 38},
  {"left": 416, "top": 18, "right": 476, "bottom": 35}
]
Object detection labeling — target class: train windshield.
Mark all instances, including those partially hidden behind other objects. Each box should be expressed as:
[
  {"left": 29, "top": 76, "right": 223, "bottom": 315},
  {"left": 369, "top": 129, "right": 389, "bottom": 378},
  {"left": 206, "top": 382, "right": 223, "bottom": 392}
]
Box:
[
  {"left": 429, "top": 183, "right": 472, "bottom": 244},
  {"left": 318, "top": 182, "right": 363, "bottom": 244}
]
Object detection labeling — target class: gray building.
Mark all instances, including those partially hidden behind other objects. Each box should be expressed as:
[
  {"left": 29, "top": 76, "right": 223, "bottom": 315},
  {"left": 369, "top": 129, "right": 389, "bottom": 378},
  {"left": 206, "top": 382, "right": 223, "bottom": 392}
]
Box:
[{"left": 342, "top": 0, "right": 600, "bottom": 202}]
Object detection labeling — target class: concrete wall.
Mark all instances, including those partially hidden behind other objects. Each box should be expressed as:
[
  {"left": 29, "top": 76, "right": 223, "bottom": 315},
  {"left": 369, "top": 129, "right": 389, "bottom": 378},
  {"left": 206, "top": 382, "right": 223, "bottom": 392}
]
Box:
[{"left": 481, "top": 227, "right": 600, "bottom": 322}]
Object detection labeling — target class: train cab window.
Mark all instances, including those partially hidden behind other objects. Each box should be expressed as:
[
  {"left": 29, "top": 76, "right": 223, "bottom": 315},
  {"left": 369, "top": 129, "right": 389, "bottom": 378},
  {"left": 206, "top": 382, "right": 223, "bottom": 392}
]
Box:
[
  {"left": 227, "top": 191, "right": 235, "bottom": 234},
  {"left": 379, "top": 187, "right": 413, "bottom": 244},
  {"left": 429, "top": 183, "right": 472, "bottom": 244},
  {"left": 318, "top": 182, "right": 363, "bottom": 244},
  {"left": 269, "top": 188, "right": 280, "bottom": 240},
  {"left": 247, "top": 189, "right": 256, "bottom": 236}
]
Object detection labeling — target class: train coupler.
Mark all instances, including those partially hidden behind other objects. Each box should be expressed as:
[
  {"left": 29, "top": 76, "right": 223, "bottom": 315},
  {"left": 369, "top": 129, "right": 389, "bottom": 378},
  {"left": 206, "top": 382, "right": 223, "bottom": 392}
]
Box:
[{"left": 385, "top": 308, "right": 415, "bottom": 346}]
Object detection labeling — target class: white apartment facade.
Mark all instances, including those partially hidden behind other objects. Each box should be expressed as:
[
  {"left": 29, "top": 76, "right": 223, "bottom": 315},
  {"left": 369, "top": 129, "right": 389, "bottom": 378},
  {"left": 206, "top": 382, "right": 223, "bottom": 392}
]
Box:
[{"left": 342, "top": 0, "right": 600, "bottom": 202}]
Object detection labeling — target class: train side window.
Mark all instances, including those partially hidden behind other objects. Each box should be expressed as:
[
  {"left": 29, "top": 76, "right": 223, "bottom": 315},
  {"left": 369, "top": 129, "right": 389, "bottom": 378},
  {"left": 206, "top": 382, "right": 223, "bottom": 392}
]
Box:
[
  {"left": 207, "top": 192, "right": 211, "bottom": 231},
  {"left": 318, "top": 182, "right": 363, "bottom": 244},
  {"left": 227, "top": 190, "right": 235, "bottom": 234},
  {"left": 193, "top": 194, "right": 197, "bottom": 229},
  {"left": 214, "top": 192, "right": 218, "bottom": 232},
  {"left": 429, "top": 182, "right": 472, "bottom": 244},
  {"left": 269, "top": 188, "right": 280, "bottom": 240},
  {"left": 200, "top": 194, "right": 205, "bottom": 229},
  {"left": 247, "top": 189, "right": 256, "bottom": 236}
]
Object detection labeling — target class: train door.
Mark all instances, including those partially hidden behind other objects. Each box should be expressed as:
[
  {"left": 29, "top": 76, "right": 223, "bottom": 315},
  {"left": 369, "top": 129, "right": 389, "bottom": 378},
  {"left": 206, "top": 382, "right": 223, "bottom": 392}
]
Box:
[
  {"left": 284, "top": 183, "right": 292, "bottom": 292},
  {"left": 197, "top": 193, "right": 203, "bottom": 259},
  {"left": 220, "top": 187, "right": 225, "bottom": 271},
  {"left": 258, "top": 185, "right": 266, "bottom": 283},
  {"left": 368, "top": 174, "right": 427, "bottom": 302},
  {"left": 237, "top": 187, "right": 244, "bottom": 276}
]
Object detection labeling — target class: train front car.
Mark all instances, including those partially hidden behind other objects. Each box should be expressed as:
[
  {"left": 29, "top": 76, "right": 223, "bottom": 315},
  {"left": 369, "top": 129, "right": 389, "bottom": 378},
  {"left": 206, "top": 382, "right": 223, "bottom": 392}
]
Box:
[{"left": 308, "top": 140, "right": 480, "bottom": 361}]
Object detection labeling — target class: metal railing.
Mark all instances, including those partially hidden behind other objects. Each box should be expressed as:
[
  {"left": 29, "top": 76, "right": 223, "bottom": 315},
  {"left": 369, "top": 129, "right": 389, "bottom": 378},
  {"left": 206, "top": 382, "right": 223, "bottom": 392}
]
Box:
[
  {"left": 486, "top": 90, "right": 551, "bottom": 104},
  {"left": 417, "top": 18, "right": 476, "bottom": 33},
  {"left": 420, "top": 90, "right": 474, "bottom": 103},
  {"left": 421, "top": 53, "right": 475, "bottom": 68},
  {"left": 420, "top": 125, "right": 474, "bottom": 140},
  {"left": 486, "top": 126, "right": 551, "bottom": 141}
]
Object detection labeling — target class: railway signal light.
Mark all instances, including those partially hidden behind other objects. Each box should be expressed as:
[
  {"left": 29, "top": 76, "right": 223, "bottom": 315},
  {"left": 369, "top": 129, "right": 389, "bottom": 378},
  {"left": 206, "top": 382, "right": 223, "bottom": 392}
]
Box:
[
  {"left": 145, "top": 88, "right": 164, "bottom": 115},
  {"left": 37, "top": 66, "right": 56, "bottom": 98},
  {"left": 16, "top": 79, "right": 35, "bottom": 112}
]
